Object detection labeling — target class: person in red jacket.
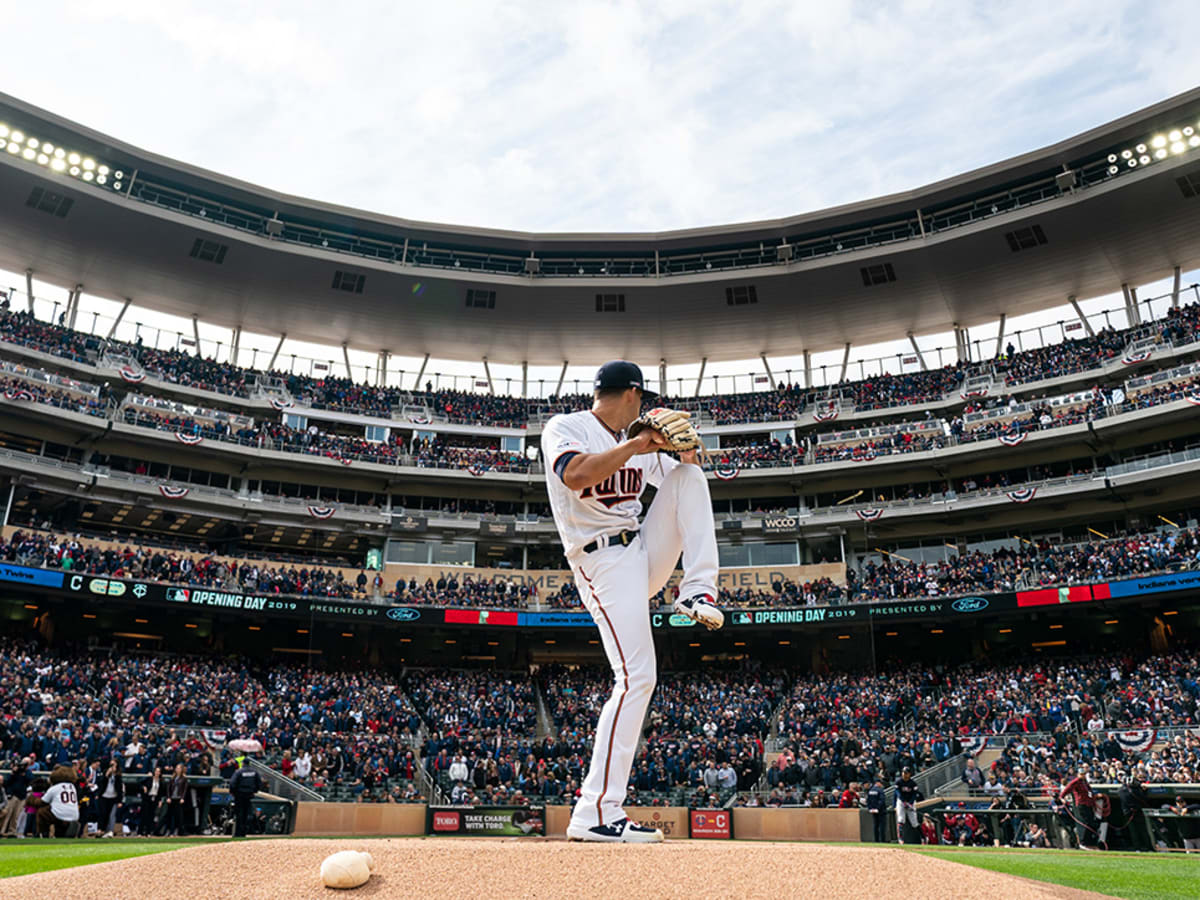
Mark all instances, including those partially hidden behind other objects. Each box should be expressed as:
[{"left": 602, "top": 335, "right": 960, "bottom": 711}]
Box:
[
  {"left": 1057, "top": 767, "right": 1099, "bottom": 849},
  {"left": 838, "top": 784, "right": 859, "bottom": 809}
]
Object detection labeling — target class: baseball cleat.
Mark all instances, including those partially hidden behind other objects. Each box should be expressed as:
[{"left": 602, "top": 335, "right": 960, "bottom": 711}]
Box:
[
  {"left": 566, "top": 817, "right": 664, "bottom": 843},
  {"left": 673, "top": 593, "right": 724, "bottom": 630}
]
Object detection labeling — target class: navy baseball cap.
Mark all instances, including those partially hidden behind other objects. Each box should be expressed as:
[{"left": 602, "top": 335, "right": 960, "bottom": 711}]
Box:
[{"left": 594, "top": 360, "right": 658, "bottom": 399}]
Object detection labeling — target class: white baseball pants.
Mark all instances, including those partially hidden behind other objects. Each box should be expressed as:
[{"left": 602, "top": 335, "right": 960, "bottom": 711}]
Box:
[{"left": 568, "top": 464, "right": 718, "bottom": 828}]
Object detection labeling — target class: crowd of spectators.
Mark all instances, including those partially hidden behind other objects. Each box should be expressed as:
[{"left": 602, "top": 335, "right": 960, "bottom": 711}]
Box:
[
  {"left": 848, "top": 526, "right": 1200, "bottom": 603},
  {"left": 702, "top": 386, "right": 806, "bottom": 424},
  {"left": 1, "top": 374, "right": 108, "bottom": 418},
  {"left": 539, "top": 664, "right": 784, "bottom": 807},
  {"left": 999, "top": 331, "right": 1125, "bottom": 386},
  {"left": 409, "top": 670, "right": 549, "bottom": 805},
  {"left": 4, "top": 299, "right": 1199, "bottom": 436},
  {"left": 4, "top": 519, "right": 1199, "bottom": 614},
  {"left": 3, "top": 633, "right": 1196, "bottom": 820},
  {"left": 768, "top": 648, "right": 1200, "bottom": 807},
  {"left": 1, "top": 530, "right": 376, "bottom": 600},
  {"left": 840, "top": 365, "right": 967, "bottom": 412},
  {"left": 813, "top": 427, "right": 945, "bottom": 464},
  {"left": 0, "top": 637, "right": 429, "bottom": 811},
  {"left": 118, "top": 403, "right": 531, "bottom": 473},
  {"left": 708, "top": 438, "right": 804, "bottom": 469}
]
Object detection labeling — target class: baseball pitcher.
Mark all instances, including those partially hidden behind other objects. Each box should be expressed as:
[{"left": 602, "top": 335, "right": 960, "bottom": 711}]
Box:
[{"left": 543, "top": 360, "right": 723, "bottom": 843}]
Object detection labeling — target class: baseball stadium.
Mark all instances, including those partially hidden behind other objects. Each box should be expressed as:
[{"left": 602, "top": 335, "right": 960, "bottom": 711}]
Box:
[{"left": 1, "top": 12, "right": 1200, "bottom": 899}]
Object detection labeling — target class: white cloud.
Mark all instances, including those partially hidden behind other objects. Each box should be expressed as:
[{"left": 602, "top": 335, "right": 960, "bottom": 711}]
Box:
[{"left": 2, "top": 0, "right": 1198, "bottom": 235}]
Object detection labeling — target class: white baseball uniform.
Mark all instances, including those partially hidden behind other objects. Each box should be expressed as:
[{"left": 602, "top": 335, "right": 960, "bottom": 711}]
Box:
[{"left": 542, "top": 409, "right": 719, "bottom": 829}]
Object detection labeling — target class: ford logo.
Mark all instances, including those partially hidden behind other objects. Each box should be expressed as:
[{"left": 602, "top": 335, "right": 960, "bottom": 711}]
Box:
[
  {"left": 668, "top": 613, "right": 696, "bottom": 628},
  {"left": 952, "top": 597, "right": 989, "bottom": 613},
  {"left": 386, "top": 607, "right": 421, "bottom": 622}
]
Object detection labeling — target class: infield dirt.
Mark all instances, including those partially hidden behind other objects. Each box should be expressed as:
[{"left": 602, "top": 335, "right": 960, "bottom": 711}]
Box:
[{"left": 1, "top": 837, "right": 1117, "bottom": 899}]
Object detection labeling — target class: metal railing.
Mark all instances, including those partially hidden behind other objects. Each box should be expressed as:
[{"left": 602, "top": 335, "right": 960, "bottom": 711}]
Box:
[{"left": 246, "top": 757, "right": 325, "bottom": 802}]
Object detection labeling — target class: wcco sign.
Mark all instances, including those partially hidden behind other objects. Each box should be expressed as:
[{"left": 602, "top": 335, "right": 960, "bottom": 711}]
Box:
[{"left": 762, "top": 515, "right": 800, "bottom": 535}]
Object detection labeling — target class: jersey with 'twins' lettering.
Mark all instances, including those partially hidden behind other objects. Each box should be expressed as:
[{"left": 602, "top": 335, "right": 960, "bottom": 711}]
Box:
[{"left": 542, "top": 410, "right": 677, "bottom": 556}]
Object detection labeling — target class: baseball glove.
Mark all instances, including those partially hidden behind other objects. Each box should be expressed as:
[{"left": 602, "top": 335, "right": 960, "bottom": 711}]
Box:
[{"left": 627, "top": 407, "right": 701, "bottom": 452}]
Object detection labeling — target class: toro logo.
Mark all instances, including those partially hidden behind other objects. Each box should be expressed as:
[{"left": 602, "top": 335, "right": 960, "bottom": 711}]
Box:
[
  {"left": 432, "top": 811, "right": 460, "bottom": 832},
  {"left": 952, "top": 597, "right": 989, "bottom": 613}
]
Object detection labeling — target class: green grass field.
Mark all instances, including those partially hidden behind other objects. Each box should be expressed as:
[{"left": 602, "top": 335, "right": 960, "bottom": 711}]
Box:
[
  {"left": 916, "top": 847, "right": 1200, "bottom": 899},
  {"left": 0, "top": 839, "right": 226, "bottom": 879}
]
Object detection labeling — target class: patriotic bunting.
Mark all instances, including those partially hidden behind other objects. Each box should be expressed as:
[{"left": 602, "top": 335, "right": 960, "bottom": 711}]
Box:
[
  {"left": 270, "top": 397, "right": 294, "bottom": 411},
  {"left": 1107, "top": 729, "right": 1156, "bottom": 753},
  {"left": 410, "top": 414, "right": 432, "bottom": 425},
  {"left": 1122, "top": 350, "right": 1152, "bottom": 366},
  {"left": 961, "top": 388, "right": 989, "bottom": 400},
  {"left": 998, "top": 432, "right": 1026, "bottom": 447},
  {"left": 713, "top": 463, "right": 741, "bottom": 481},
  {"left": 851, "top": 449, "right": 878, "bottom": 462},
  {"left": 175, "top": 432, "right": 204, "bottom": 445},
  {"left": 813, "top": 405, "right": 838, "bottom": 422},
  {"left": 158, "top": 485, "right": 190, "bottom": 499},
  {"left": 340, "top": 457, "right": 353, "bottom": 466},
  {"left": 467, "top": 464, "right": 489, "bottom": 477},
  {"left": 3, "top": 387, "right": 35, "bottom": 401},
  {"left": 1186, "top": 395, "right": 1200, "bottom": 407},
  {"left": 855, "top": 508, "right": 883, "bottom": 522},
  {"left": 307, "top": 506, "right": 336, "bottom": 520},
  {"left": 119, "top": 365, "right": 146, "bottom": 384},
  {"left": 1006, "top": 487, "right": 1037, "bottom": 504},
  {"left": 961, "top": 736, "right": 987, "bottom": 757}
]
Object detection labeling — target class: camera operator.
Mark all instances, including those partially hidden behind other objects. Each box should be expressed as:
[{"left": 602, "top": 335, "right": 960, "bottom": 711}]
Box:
[
  {"left": 1, "top": 756, "right": 33, "bottom": 837},
  {"left": 96, "top": 757, "right": 125, "bottom": 838}
]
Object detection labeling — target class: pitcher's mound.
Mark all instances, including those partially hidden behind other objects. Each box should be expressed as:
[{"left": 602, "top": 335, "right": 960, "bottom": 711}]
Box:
[{"left": 2, "top": 838, "right": 1114, "bottom": 899}]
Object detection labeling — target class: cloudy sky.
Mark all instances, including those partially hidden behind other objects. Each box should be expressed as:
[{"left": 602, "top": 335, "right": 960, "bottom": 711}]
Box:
[
  {"left": 4, "top": 0, "right": 1199, "bottom": 233},
  {"left": 2, "top": 1, "right": 1198, "bottom": 389}
]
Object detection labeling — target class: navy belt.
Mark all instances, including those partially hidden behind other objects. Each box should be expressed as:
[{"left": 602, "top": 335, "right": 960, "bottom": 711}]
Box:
[{"left": 581, "top": 529, "right": 639, "bottom": 554}]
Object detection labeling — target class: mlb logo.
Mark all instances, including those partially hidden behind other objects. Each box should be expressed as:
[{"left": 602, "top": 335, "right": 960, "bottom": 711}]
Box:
[{"left": 733, "top": 611, "right": 752, "bottom": 625}]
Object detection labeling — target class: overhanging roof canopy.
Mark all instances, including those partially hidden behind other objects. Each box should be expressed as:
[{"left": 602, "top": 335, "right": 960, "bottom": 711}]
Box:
[{"left": 1, "top": 90, "right": 1199, "bottom": 365}]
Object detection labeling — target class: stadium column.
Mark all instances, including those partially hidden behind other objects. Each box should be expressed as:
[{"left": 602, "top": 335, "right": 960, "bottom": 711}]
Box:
[
  {"left": 24, "top": 268, "right": 33, "bottom": 312},
  {"left": 1121, "top": 284, "right": 1142, "bottom": 326},
  {"left": 993, "top": 314, "right": 1007, "bottom": 357},
  {"left": 413, "top": 353, "right": 429, "bottom": 390},
  {"left": 1172, "top": 266, "right": 1182, "bottom": 308},
  {"left": 483, "top": 358, "right": 495, "bottom": 395},
  {"left": 67, "top": 285, "right": 83, "bottom": 331},
  {"left": 803, "top": 350, "right": 811, "bottom": 389},
  {"left": 106, "top": 298, "right": 132, "bottom": 340},
  {"left": 693, "top": 358, "right": 707, "bottom": 397},
  {"left": 554, "top": 361, "right": 568, "bottom": 396},
  {"left": 953, "top": 324, "right": 969, "bottom": 363},
  {"left": 521, "top": 361, "right": 528, "bottom": 398},
  {"left": 192, "top": 315, "right": 201, "bottom": 354},
  {"left": 267, "top": 333, "right": 287, "bottom": 370},
  {"left": 659, "top": 359, "right": 667, "bottom": 395},
  {"left": 229, "top": 326, "right": 241, "bottom": 367},
  {"left": 906, "top": 333, "right": 928, "bottom": 371},
  {"left": 342, "top": 343, "right": 353, "bottom": 379},
  {"left": 760, "top": 354, "right": 775, "bottom": 389},
  {"left": 838, "top": 343, "right": 851, "bottom": 383},
  {"left": 1068, "top": 296, "right": 1095, "bottom": 338}
]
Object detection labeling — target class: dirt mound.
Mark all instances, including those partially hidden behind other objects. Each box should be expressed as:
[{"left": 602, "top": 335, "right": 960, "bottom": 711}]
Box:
[{"left": 2, "top": 838, "right": 1114, "bottom": 899}]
